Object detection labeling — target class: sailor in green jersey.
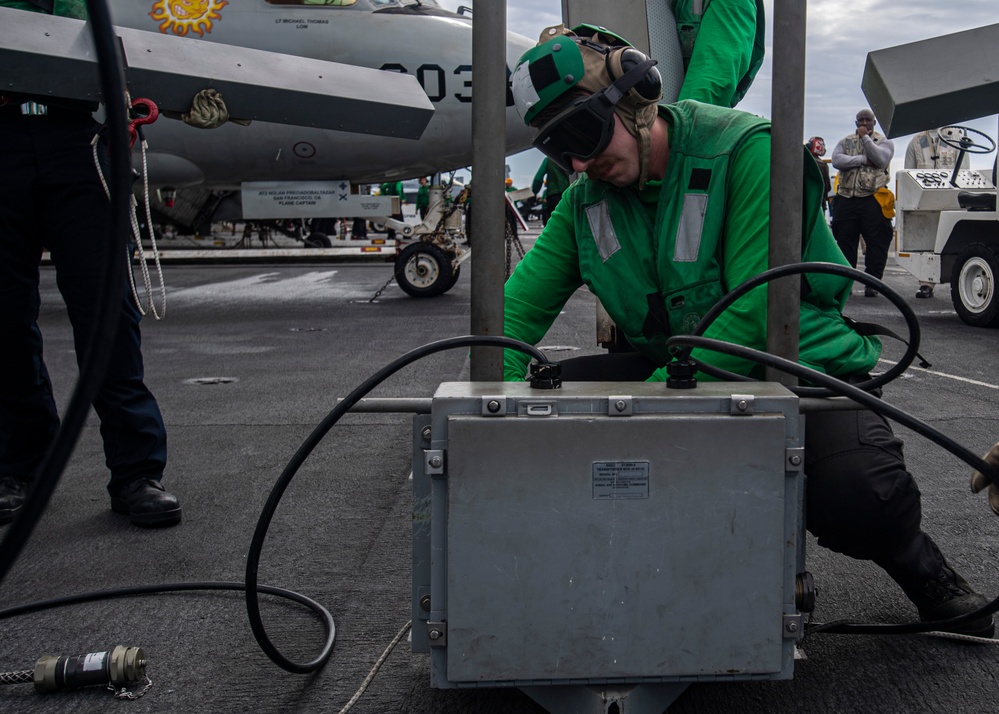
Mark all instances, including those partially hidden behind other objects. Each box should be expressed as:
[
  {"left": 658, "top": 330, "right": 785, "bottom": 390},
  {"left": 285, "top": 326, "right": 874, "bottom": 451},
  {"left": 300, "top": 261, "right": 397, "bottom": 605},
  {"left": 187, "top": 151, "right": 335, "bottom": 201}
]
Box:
[
  {"left": 673, "top": 0, "right": 766, "bottom": 108},
  {"left": 378, "top": 180, "right": 405, "bottom": 239},
  {"left": 505, "top": 24, "right": 994, "bottom": 638},
  {"left": 416, "top": 177, "right": 431, "bottom": 221},
  {"left": 531, "top": 158, "right": 572, "bottom": 227}
]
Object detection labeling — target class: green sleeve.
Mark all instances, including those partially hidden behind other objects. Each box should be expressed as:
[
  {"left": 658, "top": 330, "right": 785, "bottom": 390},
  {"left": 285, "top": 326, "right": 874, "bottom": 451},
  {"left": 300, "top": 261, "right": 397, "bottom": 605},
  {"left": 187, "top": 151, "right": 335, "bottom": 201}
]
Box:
[
  {"left": 677, "top": 0, "right": 757, "bottom": 108},
  {"left": 503, "top": 193, "right": 584, "bottom": 381}
]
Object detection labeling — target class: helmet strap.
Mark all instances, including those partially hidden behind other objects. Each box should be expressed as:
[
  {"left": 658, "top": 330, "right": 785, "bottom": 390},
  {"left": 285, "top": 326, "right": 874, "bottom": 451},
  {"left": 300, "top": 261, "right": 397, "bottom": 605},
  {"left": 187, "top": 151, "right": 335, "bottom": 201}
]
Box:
[{"left": 630, "top": 108, "right": 657, "bottom": 189}]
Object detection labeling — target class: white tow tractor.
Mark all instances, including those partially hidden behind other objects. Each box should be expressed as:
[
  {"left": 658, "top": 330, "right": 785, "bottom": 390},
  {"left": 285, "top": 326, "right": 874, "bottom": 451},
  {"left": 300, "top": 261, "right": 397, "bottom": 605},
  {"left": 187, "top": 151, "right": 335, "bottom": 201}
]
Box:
[{"left": 894, "top": 125, "right": 999, "bottom": 326}]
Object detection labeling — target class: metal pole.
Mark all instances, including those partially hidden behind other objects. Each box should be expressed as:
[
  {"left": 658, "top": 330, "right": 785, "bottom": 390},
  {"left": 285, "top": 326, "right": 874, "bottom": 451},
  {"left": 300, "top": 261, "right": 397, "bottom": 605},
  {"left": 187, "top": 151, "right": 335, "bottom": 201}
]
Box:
[
  {"left": 469, "top": 2, "right": 507, "bottom": 381},
  {"left": 765, "top": 0, "right": 807, "bottom": 385}
]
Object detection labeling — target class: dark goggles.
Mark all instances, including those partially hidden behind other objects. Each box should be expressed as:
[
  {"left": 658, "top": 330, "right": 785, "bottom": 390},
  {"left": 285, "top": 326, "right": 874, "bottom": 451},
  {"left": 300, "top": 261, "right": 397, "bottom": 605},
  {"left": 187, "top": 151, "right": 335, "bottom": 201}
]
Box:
[
  {"left": 531, "top": 57, "right": 659, "bottom": 173},
  {"left": 533, "top": 92, "right": 618, "bottom": 172}
]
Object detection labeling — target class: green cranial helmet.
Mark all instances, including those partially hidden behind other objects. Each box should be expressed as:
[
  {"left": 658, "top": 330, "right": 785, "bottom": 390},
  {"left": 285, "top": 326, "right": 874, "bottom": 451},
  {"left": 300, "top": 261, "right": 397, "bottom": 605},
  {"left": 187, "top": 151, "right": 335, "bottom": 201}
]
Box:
[
  {"left": 511, "top": 27, "right": 587, "bottom": 125},
  {"left": 513, "top": 24, "right": 650, "bottom": 126},
  {"left": 511, "top": 23, "right": 663, "bottom": 187}
]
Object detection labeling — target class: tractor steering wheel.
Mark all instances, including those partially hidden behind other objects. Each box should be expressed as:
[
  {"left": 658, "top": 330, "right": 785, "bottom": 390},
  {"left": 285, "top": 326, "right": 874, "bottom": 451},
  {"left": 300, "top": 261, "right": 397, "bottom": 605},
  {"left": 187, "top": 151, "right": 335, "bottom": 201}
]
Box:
[{"left": 937, "top": 125, "right": 996, "bottom": 155}]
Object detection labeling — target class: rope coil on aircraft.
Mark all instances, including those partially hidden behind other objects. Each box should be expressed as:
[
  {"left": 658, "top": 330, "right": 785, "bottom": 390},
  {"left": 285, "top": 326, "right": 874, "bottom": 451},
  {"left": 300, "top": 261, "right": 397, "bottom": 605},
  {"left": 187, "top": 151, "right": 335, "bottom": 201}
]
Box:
[{"left": 180, "top": 88, "right": 251, "bottom": 129}]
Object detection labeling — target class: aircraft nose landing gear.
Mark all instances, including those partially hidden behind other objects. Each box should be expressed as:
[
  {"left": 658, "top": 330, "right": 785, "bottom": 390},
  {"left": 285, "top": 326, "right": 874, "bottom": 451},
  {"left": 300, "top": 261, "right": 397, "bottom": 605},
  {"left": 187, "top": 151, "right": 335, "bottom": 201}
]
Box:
[{"left": 394, "top": 242, "right": 459, "bottom": 297}]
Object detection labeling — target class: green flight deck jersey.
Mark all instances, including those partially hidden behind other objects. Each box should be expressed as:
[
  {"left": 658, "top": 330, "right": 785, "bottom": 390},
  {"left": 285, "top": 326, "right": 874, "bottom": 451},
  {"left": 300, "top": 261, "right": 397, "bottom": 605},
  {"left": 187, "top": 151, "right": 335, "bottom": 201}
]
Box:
[{"left": 503, "top": 101, "right": 882, "bottom": 383}]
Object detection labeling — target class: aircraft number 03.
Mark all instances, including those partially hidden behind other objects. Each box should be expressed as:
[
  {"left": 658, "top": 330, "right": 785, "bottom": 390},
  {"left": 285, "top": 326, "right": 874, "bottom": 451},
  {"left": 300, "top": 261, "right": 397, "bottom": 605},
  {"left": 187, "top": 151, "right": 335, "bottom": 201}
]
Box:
[{"left": 379, "top": 63, "right": 514, "bottom": 106}]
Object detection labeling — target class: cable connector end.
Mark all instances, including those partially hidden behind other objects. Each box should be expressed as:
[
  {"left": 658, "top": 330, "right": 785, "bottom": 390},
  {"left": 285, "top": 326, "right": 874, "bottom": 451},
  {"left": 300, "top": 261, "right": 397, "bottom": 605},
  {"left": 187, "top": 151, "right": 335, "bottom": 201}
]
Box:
[
  {"left": 665, "top": 359, "right": 697, "bottom": 390},
  {"left": 529, "top": 361, "right": 562, "bottom": 389}
]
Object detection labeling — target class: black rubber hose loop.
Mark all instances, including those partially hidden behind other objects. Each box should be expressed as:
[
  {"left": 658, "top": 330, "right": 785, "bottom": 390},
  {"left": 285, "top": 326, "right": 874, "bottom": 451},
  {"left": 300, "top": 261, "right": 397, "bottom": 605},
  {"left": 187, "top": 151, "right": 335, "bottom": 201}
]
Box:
[
  {"left": 674, "top": 262, "right": 921, "bottom": 399},
  {"left": 245, "top": 336, "right": 548, "bottom": 673}
]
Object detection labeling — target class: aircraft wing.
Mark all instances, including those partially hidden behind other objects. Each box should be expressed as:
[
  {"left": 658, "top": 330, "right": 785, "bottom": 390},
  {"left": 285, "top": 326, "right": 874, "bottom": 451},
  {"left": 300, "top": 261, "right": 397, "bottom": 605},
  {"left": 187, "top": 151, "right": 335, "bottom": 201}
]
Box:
[{"left": 0, "top": 7, "right": 434, "bottom": 139}]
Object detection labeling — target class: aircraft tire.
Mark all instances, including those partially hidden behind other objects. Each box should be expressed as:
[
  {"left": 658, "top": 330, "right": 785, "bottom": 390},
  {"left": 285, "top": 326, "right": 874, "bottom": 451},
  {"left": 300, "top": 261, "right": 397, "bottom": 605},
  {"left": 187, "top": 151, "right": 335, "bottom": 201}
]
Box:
[
  {"left": 305, "top": 232, "right": 332, "bottom": 248},
  {"left": 394, "top": 243, "right": 458, "bottom": 298},
  {"left": 951, "top": 243, "right": 999, "bottom": 327}
]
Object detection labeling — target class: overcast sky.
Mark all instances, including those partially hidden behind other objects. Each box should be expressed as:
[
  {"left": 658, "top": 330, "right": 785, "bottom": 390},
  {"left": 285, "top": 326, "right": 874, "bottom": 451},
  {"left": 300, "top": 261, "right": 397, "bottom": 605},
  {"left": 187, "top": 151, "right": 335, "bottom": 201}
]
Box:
[{"left": 437, "top": 0, "right": 998, "bottom": 192}]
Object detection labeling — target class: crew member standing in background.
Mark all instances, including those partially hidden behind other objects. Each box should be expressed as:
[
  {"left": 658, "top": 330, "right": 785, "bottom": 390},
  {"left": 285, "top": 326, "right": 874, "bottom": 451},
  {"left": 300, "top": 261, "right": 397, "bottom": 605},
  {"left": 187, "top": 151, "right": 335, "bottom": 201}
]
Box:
[
  {"left": 532, "top": 158, "right": 572, "bottom": 227},
  {"left": 379, "top": 179, "right": 404, "bottom": 240},
  {"left": 416, "top": 176, "right": 430, "bottom": 221},
  {"left": 831, "top": 108, "right": 895, "bottom": 297},
  {"left": 806, "top": 136, "right": 833, "bottom": 218}
]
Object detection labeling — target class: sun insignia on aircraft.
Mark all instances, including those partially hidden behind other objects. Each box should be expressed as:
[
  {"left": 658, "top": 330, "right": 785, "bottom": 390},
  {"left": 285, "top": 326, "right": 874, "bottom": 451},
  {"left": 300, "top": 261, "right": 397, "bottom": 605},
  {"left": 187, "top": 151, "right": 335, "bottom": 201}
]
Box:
[{"left": 149, "top": 0, "right": 229, "bottom": 37}]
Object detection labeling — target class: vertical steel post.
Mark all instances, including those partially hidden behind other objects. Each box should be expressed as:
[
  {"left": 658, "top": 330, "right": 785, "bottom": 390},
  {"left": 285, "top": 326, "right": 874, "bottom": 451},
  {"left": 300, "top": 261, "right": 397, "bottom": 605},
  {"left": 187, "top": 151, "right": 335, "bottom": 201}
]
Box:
[
  {"left": 765, "top": 0, "right": 807, "bottom": 385},
  {"left": 469, "top": 2, "right": 507, "bottom": 381}
]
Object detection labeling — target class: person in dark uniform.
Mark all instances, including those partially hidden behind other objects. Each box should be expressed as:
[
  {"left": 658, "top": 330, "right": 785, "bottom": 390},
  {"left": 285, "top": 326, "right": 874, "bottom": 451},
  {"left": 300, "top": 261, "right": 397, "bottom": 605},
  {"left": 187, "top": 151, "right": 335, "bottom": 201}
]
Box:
[{"left": 0, "top": 0, "right": 182, "bottom": 527}]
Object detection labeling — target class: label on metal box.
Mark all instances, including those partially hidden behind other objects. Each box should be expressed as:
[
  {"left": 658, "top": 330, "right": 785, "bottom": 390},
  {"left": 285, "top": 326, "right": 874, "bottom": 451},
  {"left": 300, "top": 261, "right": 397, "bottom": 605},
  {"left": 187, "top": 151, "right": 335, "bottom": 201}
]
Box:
[{"left": 592, "top": 461, "right": 650, "bottom": 499}]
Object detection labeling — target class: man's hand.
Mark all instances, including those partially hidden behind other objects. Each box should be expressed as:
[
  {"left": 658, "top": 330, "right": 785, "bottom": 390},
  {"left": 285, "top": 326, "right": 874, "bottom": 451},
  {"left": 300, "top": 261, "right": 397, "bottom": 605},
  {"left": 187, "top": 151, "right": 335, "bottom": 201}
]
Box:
[
  {"left": 970, "top": 441, "right": 999, "bottom": 516},
  {"left": 857, "top": 124, "right": 870, "bottom": 139}
]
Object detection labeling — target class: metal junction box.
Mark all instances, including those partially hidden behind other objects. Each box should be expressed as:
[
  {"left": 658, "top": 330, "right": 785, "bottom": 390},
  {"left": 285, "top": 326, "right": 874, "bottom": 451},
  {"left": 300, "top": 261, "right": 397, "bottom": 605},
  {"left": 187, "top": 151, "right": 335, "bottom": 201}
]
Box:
[{"left": 412, "top": 382, "right": 805, "bottom": 712}]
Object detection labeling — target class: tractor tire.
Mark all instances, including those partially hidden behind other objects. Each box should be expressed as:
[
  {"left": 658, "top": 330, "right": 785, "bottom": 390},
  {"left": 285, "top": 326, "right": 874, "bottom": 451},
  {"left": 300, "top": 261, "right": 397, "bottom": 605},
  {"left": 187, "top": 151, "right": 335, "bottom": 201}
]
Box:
[{"left": 951, "top": 243, "right": 999, "bottom": 327}]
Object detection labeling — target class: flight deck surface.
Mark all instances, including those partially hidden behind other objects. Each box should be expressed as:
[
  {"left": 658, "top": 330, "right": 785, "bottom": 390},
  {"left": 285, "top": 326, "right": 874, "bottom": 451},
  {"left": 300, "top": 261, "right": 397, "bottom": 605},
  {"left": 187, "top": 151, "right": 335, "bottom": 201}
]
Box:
[{"left": 3, "top": 229, "right": 999, "bottom": 713}]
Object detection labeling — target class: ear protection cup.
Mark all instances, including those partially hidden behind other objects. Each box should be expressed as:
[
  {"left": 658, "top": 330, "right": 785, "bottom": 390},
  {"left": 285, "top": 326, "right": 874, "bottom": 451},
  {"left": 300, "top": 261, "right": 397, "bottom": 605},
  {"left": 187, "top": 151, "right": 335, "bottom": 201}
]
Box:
[{"left": 606, "top": 47, "right": 663, "bottom": 104}]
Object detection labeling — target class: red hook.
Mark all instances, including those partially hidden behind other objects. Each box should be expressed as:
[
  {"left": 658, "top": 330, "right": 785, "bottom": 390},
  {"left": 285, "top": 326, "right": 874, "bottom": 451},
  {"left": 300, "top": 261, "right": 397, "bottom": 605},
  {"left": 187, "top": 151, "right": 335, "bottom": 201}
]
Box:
[{"left": 128, "top": 97, "right": 159, "bottom": 149}]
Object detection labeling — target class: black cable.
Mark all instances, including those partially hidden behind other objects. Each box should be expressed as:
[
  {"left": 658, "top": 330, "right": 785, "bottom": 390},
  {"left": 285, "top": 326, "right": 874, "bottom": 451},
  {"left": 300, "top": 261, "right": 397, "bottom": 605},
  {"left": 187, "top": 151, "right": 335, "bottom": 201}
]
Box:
[
  {"left": 665, "top": 335, "right": 999, "bottom": 484},
  {"left": 678, "top": 262, "right": 921, "bottom": 398},
  {"left": 0, "top": 0, "right": 132, "bottom": 585},
  {"left": 245, "top": 336, "right": 548, "bottom": 673},
  {"left": 0, "top": 581, "right": 335, "bottom": 652}
]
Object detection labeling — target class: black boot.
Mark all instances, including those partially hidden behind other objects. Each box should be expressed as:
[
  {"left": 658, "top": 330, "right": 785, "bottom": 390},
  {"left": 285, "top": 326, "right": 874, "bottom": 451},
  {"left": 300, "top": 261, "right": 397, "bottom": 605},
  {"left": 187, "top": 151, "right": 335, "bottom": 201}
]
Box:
[
  {"left": 110, "top": 477, "right": 182, "bottom": 528},
  {"left": 905, "top": 566, "right": 994, "bottom": 638}
]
